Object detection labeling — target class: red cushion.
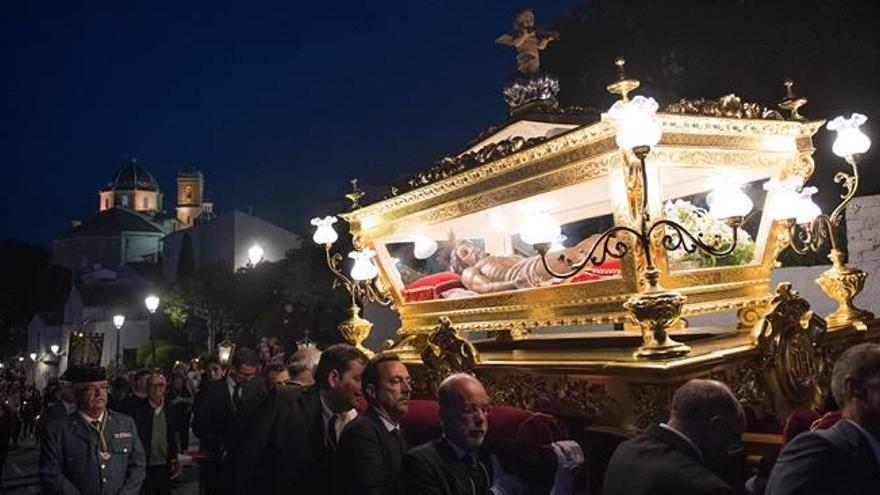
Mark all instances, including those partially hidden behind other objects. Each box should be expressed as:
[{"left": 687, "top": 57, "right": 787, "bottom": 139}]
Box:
[
  {"left": 570, "top": 258, "right": 621, "bottom": 284},
  {"left": 403, "top": 272, "right": 464, "bottom": 302},
  {"left": 400, "top": 399, "right": 564, "bottom": 485}
]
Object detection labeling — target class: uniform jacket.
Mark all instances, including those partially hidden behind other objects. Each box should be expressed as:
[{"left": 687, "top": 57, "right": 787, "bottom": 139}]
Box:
[
  {"left": 334, "top": 408, "right": 407, "bottom": 495},
  {"left": 39, "top": 410, "right": 146, "bottom": 495},
  {"left": 766, "top": 419, "right": 880, "bottom": 495}
]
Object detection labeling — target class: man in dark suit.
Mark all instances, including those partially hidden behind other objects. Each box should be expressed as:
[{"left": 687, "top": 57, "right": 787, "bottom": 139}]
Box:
[
  {"left": 132, "top": 371, "right": 180, "bottom": 495},
  {"left": 119, "top": 369, "right": 151, "bottom": 415},
  {"left": 193, "top": 347, "right": 258, "bottom": 495},
  {"left": 403, "top": 373, "right": 521, "bottom": 495},
  {"left": 335, "top": 352, "right": 412, "bottom": 495},
  {"left": 39, "top": 366, "right": 146, "bottom": 494},
  {"left": 603, "top": 379, "right": 745, "bottom": 495},
  {"left": 262, "top": 344, "right": 367, "bottom": 495},
  {"left": 767, "top": 342, "right": 880, "bottom": 494}
]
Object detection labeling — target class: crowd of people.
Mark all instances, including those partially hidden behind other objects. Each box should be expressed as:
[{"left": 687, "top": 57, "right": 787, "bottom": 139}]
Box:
[{"left": 4, "top": 339, "right": 877, "bottom": 494}]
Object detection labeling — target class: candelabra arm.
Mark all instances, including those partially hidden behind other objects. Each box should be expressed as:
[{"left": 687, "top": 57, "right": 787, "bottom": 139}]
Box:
[
  {"left": 537, "top": 225, "right": 644, "bottom": 279},
  {"left": 789, "top": 216, "right": 835, "bottom": 255},
  {"left": 829, "top": 155, "right": 860, "bottom": 226},
  {"left": 324, "top": 244, "right": 358, "bottom": 298},
  {"left": 364, "top": 281, "right": 394, "bottom": 307},
  {"left": 645, "top": 218, "right": 740, "bottom": 259}
]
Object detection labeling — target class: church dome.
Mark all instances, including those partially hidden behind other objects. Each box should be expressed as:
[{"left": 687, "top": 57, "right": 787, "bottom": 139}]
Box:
[{"left": 101, "top": 159, "right": 159, "bottom": 192}]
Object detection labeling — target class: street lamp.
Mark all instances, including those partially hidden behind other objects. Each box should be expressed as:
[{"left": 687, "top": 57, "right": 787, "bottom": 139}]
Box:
[
  {"left": 113, "top": 314, "right": 125, "bottom": 367},
  {"left": 248, "top": 243, "right": 264, "bottom": 266},
  {"left": 145, "top": 295, "right": 160, "bottom": 366},
  {"left": 217, "top": 338, "right": 235, "bottom": 367},
  {"left": 50, "top": 344, "right": 60, "bottom": 355},
  {"left": 29, "top": 352, "right": 37, "bottom": 362}
]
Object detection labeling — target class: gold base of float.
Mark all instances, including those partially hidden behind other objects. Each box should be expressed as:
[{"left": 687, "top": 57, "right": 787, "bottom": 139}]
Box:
[
  {"left": 337, "top": 303, "right": 375, "bottom": 357},
  {"left": 392, "top": 283, "right": 880, "bottom": 433}
]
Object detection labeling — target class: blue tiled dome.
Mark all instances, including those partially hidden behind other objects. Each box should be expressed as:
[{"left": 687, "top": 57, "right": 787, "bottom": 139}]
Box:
[{"left": 101, "top": 159, "right": 159, "bottom": 192}]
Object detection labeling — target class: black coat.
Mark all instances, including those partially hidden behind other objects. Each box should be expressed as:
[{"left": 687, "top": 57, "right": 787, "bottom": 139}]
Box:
[
  {"left": 192, "top": 379, "right": 236, "bottom": 457},
  {"left": 766, "top": 419, "right": 880, "bottom": 495},
  {"left": 334, "top": 408, "right": 407, "bottom": 495},
  {"left": 229, "top": 381, "right": 287, "bottom": 495},
  {"left": 132, "top": 401, "right": 180, "bottom": 465},
  {"left": 265, "top": 386, "right": 332, "bottom": 495},
  {"left": 402, "top": 439, "right": 493, "bottom": 495},
  {"left": 603, "top": 424, "right": 733, "bottom": 495}
]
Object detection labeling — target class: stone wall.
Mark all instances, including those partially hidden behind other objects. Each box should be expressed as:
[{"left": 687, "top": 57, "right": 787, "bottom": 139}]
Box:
[{"left": 847, "top": 194, "right": 880, "bottom": 315}]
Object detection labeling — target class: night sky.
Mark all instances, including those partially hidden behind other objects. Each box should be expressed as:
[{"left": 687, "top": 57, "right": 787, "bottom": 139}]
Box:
[{"left": 1, "top": 1, "right": 576, "bottom": 246}]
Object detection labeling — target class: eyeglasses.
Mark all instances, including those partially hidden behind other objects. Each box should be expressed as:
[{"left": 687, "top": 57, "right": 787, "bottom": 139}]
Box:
[{"left": 460, "top": 404, "right": 492, "bottom": 417}]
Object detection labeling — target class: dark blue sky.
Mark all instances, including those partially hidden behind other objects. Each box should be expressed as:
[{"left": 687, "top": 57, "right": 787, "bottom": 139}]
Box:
[{"left": 1, "top": 1, "right": 576, "bottom": 246}]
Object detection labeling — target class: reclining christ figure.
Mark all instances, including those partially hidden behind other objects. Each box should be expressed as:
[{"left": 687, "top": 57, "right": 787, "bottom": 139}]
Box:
[{"left": 449, "top": 234, "right": 604, "bottom": 294}]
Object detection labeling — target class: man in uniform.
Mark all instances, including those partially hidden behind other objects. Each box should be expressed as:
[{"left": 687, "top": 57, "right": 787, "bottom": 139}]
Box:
[{"left": 39, "top": 365, "right": 146, "bottom": 494}]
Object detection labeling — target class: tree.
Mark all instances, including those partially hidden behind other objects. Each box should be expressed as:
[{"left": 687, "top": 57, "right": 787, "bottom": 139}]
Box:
[{"left": 164, "top": 262, "right": 240, "bottom": 352}]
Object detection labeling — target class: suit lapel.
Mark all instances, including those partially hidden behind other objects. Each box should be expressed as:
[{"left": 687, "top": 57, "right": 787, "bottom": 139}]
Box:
[
  {"left": 435, "top": 439, "right": 478, "bottom": 495},
  {"left": 303, "top": 388, "right": 325, "bottom": 457}
]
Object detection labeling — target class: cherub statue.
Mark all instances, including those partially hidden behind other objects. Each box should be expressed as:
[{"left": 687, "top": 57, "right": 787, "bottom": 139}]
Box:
[{"left": 495, "top": 9, "right": 559, "bottom": 74}]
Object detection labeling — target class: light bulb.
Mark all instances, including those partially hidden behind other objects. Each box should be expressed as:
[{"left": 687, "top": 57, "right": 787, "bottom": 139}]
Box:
[
  {"left": 608, "top": 95, "right": 662, "bottom": 149},
  {"left": 50, "top": 344, "right": 60, "bottom": 354},
  {"left": 827, "top": 113, "right": 871, "bottom": 157},
  {"left": 113, "top": 314, "right": 125, "bottom": 329},
  {"left": 145, "top": 295, "right": 160, "bottom": 313},
  {"left": 310, "top": 216, "right": 339, "bottom": 245},
  {"left": 349, "top": 249, "right": 379, "bottom": 281},
  {"left": 707, "top": 184, "right": 753, "bottom": 219}
]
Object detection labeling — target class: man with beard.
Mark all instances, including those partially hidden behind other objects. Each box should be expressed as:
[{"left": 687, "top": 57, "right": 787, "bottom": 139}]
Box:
[
  {"left": 260, "top": 344, "right": 367, "bottom": 495},
  {"left": 39, "top": 366, "right": 146, "bottom": 494},
  {"left": 603, "top": 379, "right": 745, "bottom": 495},
  {"left": 767, "top": 343, "right": 880, "bottom": 494},
  {"left": 335, "top": 353, "right": 412, "bottom": 495}
]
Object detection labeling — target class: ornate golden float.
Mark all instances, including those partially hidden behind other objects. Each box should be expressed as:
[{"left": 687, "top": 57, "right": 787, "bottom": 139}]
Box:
[{"left": 312, "top": 52, "right": 878, "bottom": 434}]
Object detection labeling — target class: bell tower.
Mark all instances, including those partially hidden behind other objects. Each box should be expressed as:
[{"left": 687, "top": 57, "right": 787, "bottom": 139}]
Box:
[{"left": 176, "top": 171, "right": 204, "bottom": 227}]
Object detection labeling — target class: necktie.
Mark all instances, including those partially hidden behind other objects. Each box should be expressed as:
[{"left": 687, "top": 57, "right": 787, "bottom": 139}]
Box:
[
  {"left": 233, "top": 383, "right": 242, "bottom": 411},
  {"left": 91, "top": 420, "right": 100, "bottom": 429},
  {"left": 464, "top": 454, "right": 488, "bottom": 494}
]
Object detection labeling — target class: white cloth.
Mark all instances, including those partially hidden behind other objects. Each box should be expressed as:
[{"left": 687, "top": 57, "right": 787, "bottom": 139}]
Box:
[
  {"left": 319, "top": 396, "right": 357, "bottom": 442},
  {"left": 78, "top": 410, "right": 105, "bottom": 424},
  {"left": 659, "top": 422, "right": 703, "bottom": 460}
]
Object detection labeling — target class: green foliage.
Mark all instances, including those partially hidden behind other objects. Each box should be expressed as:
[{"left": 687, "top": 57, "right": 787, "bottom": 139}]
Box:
[
  {"left": 664, "top": 200, "right": 756, "bottom": 269},
  {"left": 137, "top": 339, "right": 187, "bottom": 369}
]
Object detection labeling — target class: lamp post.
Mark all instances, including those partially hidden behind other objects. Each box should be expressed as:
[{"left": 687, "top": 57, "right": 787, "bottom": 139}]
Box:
[
  {"left": 145, "top": 295, "right": 160, "bottom": 365},
  {"left": 310, "top": 181, "right": 393, "bottom": 355},
  {"left": 526, "top": 59, "right": 752, "bottom": 359},
  {"left": 768, "top": 111, "right": 874, "bottom": 329},
  {"left": 113, "top": 314, "right": 125, "bottom": 367}
]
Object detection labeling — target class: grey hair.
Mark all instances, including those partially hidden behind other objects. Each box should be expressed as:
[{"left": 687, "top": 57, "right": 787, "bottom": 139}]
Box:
[
  {"left": 831, "top": 343, "right": 880, "bottom": 407},
  {"left": 670, "top": 379, "right": 742, "bottom": 425},
  {"left": 287, "top": 347, "right": 322, "bottom": 376}
]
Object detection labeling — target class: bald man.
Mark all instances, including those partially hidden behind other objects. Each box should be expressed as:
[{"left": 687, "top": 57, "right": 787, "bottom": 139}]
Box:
[
  {"left": 402, "top": 373, "right": 583, "bottom": 495},
  {"left": 604, "top": 379, "right": 745, "bottom": 495}
]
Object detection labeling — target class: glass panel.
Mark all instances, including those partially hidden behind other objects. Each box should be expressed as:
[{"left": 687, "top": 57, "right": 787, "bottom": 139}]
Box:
[
  {"left": 657, "top": 166, "right": 769, "bottom": 271},
  {"left": 376, "top": 176, "right": 621, "bottom": 303}
]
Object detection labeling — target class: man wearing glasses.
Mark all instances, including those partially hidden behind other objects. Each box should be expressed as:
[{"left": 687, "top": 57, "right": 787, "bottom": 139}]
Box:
[{"left": 39, "top": 365, "right": 146, "bottom": 494}]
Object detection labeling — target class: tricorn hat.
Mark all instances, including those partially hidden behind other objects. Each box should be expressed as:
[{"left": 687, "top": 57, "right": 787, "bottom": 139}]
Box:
[{"left": 62, "top": 365, "right": 107, "bottom": 384}]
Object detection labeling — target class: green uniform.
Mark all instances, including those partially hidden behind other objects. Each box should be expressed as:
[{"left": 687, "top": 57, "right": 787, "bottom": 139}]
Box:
[{"left": 40, "top": 410, "right": 146, "bottom": 495}]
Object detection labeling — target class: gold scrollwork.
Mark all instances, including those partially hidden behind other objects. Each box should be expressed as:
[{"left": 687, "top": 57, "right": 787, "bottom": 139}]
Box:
[
  {"left": 419, "top": 317, "right": 480, "bottom": 374},
  {"left": 665, "top": 94, "right": 784, "bottom": 120},
  {"left": 630, "top": 383, "right": 674, "bottom": 430}
]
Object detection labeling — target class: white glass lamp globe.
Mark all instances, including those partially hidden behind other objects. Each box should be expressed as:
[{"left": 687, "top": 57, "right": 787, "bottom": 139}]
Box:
[
  {"left": 519, "top": 211, "right": 561, "bottom": 245},
  {"left": 827, "top": 113, "right": 871, "bottom": 158},
  {"left": 413, "top": 236, "right": 438, "bottom": 260},
  {"left": 707, "top": 184, "right": 753, "bottom": 219},
  {"left": 608, "top": 95, "right": 663, "bottom": 149},
  {"left": 763, "top": 178, "right": 805, "bottom": 221},
  {"left": 113, "top": 314, "right": 125, "bottom": 330},
  {"left": 794, "top": 187, "right": 822, "bottom": 225},
  {"left": 310, "top": 216, "right": 339, "bottom": 245},
  {"left": 349, "top": 249, "right": 379, "bottom": 281},
  {"left": 50, "top": 344, "right": 60, "bottom": 354},
  {"left": 248, "top": 244, "right": 265, "bottom": 266},
  {"left": 29, "top": 352, "right": 37, "bottom": 361},
  {"left": 145, "top": 295, "right": 160, "bottom": 314}
]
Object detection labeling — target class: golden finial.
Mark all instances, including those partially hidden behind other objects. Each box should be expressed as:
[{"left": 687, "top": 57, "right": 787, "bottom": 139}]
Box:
[
  {"left": 345, "top": 178, "right": 365, "bottom": 210},
  {"left": 778, "top": 78, "right": 807, "bottom": 121},
  {"left": 606, "top": 56, "right": 640, "bottom": 102}
]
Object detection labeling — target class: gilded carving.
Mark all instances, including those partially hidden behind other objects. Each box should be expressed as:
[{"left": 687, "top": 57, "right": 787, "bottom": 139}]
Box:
[
  {"left": 665, "top": 94, "right": 784, "bottom": 120},
  {"left": 630, "top": 384, "right": 673, "bottom": 430},
  {"left": 420, "top": 317, "right": 480, "bottom": 374}
]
